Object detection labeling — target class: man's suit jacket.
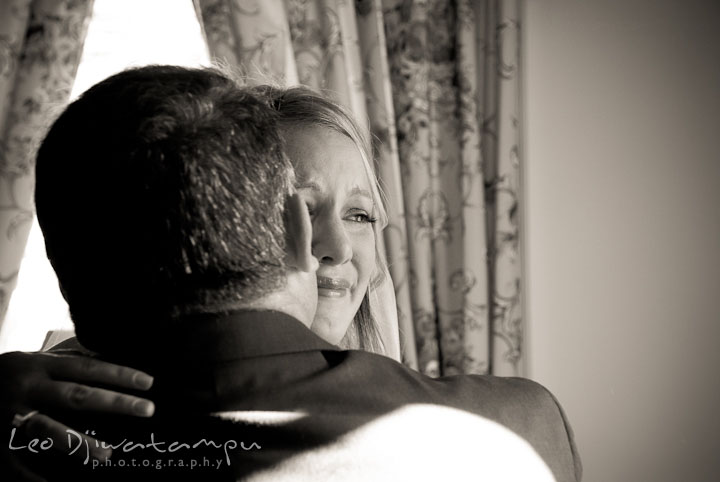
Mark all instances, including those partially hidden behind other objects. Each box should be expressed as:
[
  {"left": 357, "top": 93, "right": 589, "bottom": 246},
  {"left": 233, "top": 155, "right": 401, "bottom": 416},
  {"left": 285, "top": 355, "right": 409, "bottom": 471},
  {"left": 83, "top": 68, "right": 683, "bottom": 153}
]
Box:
[{"left": 43, "top": 311, "right": 581, "bottom": 481}]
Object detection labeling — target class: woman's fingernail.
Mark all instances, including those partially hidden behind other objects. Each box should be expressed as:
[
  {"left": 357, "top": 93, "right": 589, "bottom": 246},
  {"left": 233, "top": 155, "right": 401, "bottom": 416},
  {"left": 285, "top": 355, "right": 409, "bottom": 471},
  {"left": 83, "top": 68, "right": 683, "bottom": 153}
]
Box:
[
  {"left": 132, "top": 371, "right": 154, "bottom": 390},
  {"left": 93, "top": 444, "right": 113, "bottom": 461},
  {"left": 133, "top": 399, "right": 155, "bottom": 417}
]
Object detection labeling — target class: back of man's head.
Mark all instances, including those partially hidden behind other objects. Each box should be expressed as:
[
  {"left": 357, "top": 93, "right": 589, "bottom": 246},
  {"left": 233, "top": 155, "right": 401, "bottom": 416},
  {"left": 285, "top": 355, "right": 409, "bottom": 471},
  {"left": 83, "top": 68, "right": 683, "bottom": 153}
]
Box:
[{"left": 35, "top": 65, "right": 292, "bottom": 353}]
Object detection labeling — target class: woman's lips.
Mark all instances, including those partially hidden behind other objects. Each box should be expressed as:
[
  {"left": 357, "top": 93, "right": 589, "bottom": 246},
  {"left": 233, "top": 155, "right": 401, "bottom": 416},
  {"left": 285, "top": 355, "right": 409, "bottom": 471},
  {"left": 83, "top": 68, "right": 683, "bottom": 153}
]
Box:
[{"left": 317, "top": 276, "right": 351, "bottom": 298}]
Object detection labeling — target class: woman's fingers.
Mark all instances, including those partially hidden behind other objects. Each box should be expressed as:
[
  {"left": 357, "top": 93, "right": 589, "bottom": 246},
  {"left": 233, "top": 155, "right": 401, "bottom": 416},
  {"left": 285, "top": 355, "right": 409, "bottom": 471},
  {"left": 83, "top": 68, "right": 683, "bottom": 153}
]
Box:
[
  {"left": 42, "top": 353, "right": 153, "bottom": 390},
  {"left": 29, "top": 381, "right": 155, "bottom": 417},
  {"left": 1, "top": 352, "right": 152, "bottom": 478},
  {"left": 20, "top": 411, "right": 112, "bottom": 462}
]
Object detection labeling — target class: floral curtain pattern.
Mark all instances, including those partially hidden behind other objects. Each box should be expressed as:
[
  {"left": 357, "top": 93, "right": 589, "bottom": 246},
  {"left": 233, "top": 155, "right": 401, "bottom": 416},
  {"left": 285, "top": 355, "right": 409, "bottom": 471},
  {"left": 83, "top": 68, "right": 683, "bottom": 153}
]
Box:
[
  {"left": 385, "top": 0, "right": 522, "bottom": 376},
  {"left": 0, "top": 0, "right": 95, "bottom": 330},
  {"left": 197, "top": 0, "right": 523, "bottom": 376}
]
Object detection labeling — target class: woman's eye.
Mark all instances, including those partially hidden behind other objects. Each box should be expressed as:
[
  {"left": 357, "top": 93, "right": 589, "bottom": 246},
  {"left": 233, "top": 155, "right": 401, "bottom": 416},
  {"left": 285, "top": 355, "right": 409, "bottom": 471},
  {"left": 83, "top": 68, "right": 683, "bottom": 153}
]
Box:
[{"left": 346, "top": 212, "right": 377, "bottom": 224}]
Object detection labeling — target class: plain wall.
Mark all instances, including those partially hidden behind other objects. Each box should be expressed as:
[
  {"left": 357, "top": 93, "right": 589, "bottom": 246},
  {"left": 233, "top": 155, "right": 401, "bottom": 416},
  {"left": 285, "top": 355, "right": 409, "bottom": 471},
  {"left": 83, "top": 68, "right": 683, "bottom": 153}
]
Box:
[{"left": 523, "top": 1, "right": 720, "bottom": 481}]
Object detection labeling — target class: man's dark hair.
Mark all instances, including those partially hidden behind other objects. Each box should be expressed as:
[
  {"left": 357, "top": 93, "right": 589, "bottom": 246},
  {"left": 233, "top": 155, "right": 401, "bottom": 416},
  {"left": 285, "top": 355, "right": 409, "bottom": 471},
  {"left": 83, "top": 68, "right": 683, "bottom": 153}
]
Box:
[{"left": 35, "top": 65, "right": 291, "bottom": 353}]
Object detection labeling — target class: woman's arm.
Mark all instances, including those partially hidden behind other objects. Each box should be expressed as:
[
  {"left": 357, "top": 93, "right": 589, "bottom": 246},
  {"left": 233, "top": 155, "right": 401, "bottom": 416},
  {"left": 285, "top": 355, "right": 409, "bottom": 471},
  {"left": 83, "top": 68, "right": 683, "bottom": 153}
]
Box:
[{"left": 0, "top": 350, "right": 155, "bottom": 481}]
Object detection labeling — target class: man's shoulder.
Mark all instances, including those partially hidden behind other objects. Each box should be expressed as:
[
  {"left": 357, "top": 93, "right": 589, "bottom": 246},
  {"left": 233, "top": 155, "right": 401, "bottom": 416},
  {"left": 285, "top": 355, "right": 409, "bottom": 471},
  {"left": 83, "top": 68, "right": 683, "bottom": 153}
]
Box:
[
  {"left": 211, "top": 405, "right": 556, "bottom": 481},
  {"left": 340, "top": 350, "right": 581, "bottom": 482},
  {"left": 449, "top": 372, "right": 563, "bottom": 413},
  {"left": 342, "top": 349, "right": 553, "bottom": 407}
]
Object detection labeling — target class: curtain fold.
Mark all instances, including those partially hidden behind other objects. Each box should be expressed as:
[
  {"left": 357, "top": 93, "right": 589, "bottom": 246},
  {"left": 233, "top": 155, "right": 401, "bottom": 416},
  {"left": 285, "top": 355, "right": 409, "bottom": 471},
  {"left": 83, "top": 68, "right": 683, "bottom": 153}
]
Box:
[
  {"left": 490, "top": 0, "right": 523, "bottom": 375},
  {"left": 196, "top": 0, "right": 523, "bottom": 376},
  {"left": 0, "top": 0, "right": 95, "bottom": 331},
  {"left": 355, "top": 0, "right": 417, "bottom": 370}
]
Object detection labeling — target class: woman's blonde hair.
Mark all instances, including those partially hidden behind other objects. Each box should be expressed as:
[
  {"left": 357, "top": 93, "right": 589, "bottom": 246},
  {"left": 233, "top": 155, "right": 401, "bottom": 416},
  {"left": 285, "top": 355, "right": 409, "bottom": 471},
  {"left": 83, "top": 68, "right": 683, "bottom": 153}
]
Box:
[{"left": 252, "top": 85, "right": 388, "bottom": 353}]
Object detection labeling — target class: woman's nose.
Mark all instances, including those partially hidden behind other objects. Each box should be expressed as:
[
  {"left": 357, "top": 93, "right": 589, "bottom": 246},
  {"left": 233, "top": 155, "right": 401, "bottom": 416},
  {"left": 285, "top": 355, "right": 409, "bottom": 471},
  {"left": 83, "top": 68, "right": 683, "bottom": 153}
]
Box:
[{"left": 313, "top": 216, "right": 352, "bottom": 265}]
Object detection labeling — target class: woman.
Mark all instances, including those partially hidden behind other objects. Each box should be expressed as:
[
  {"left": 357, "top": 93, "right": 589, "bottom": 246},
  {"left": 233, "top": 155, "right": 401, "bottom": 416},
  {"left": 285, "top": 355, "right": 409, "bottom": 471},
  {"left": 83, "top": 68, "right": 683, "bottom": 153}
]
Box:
[
  {"left": 1, "top": 83, "right": 401, "bottom": 468},
  {"left": 259, "top": 85, "right": 392, "bottom": 354}
]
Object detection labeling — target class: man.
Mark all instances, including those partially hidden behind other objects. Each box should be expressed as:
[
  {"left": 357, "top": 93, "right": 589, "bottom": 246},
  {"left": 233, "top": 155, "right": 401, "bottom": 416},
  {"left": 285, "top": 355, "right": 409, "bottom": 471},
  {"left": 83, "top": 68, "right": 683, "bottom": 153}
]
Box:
[{"left": 24, "top": 65, "right": 580, "bottom": 480}]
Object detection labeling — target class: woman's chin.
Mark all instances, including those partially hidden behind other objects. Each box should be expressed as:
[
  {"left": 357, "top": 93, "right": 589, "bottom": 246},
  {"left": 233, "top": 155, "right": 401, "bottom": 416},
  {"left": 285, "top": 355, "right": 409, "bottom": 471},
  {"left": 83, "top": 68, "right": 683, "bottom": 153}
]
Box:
[{"left": 311, "top": 310, "right": 351, "bottom": 345}]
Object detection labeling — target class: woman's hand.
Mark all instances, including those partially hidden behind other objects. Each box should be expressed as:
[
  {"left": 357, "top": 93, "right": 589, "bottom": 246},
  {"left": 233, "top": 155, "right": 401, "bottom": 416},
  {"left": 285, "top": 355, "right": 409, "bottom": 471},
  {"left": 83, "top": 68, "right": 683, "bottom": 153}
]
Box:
[{"left": 0, "top": 351, "right": 155, "bottom": 481}]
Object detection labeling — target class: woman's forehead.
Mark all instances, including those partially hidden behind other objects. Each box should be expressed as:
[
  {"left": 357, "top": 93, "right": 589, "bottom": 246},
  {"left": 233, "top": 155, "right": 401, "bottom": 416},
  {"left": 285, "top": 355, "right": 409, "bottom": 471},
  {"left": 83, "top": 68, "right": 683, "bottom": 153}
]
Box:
[
  {"left": 288, "top": 127, "right": 371, "bottom": 187},
  {"left": 285, "top": 125, "right": 355, "bottom": 155}
]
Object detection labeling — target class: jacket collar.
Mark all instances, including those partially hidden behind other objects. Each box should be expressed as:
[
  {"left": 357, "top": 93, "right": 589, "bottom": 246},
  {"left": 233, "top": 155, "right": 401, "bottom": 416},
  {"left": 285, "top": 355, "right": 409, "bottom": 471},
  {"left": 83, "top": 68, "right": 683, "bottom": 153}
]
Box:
[{"left": 144, "top": 310, "right": 338, "bottom": 364}]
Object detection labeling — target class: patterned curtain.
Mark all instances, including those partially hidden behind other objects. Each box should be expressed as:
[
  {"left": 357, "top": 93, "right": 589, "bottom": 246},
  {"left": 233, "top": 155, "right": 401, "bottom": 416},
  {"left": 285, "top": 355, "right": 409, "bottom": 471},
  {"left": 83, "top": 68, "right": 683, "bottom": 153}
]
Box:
[
  {"left": 194, "top": 0, "right": 523, "bottom": 376},
  {"left": 0, "top": 0, "right": 95, "bottom": 332}
]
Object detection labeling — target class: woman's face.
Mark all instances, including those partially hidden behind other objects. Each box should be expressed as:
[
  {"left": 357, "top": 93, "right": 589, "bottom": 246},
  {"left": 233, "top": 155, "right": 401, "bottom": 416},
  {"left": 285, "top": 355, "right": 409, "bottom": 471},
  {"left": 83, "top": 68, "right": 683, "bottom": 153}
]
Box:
[{"left": 282, "top": 125, "right": 377, "bottom": 344}]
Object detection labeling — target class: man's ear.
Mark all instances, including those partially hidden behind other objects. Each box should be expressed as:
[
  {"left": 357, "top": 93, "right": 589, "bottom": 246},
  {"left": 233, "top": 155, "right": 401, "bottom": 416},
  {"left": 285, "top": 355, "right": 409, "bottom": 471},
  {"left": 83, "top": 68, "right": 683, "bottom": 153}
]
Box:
[{"left": 285, "top": 193, "right": 319, "bottom": 273}]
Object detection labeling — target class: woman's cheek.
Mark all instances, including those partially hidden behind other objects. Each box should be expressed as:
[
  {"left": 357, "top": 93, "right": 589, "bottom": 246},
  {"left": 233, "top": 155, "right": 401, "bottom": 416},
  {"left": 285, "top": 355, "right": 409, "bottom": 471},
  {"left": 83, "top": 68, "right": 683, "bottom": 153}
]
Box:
[{"left": 352, "top": 230, "right": 376, "bottom": 294}]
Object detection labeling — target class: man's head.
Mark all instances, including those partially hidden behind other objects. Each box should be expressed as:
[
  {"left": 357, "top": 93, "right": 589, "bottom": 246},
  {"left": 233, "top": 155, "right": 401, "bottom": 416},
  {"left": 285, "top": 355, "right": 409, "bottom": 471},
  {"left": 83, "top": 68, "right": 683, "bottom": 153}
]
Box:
[{"left": 35, "top": 65, "right": 316, "bottom": 353}]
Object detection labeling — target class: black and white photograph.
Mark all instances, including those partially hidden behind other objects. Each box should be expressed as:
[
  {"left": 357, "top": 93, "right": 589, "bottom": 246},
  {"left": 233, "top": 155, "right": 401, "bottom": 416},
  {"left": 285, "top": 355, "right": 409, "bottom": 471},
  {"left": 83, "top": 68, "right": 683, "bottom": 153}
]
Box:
[{"left": 0, "top": 0, "right": 718, "bottom": 480}]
